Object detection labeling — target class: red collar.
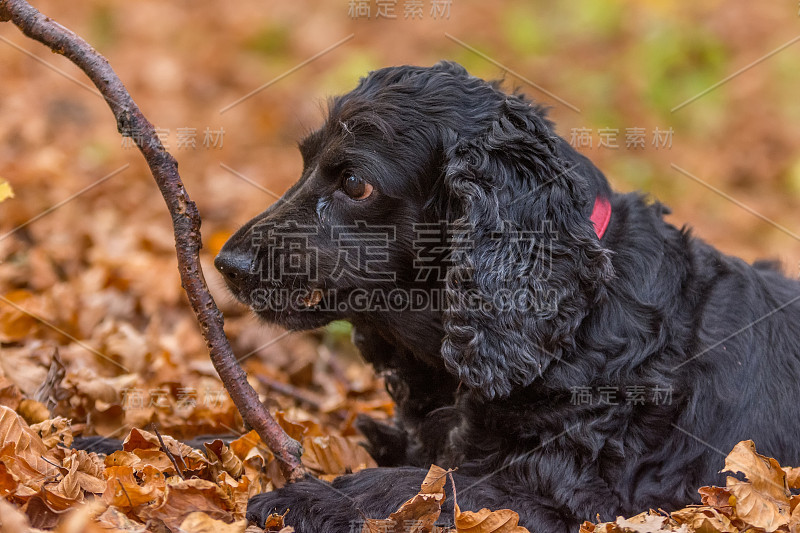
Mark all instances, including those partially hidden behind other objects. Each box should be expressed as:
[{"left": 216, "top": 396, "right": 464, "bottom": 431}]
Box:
[{"left": 591, "top": 196, "right": 612, "bottom": 239}]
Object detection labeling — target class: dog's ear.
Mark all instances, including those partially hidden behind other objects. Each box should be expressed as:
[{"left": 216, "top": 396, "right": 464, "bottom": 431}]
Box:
[{"left": 440, "top": 96, "right": 614, "bottom": 399}]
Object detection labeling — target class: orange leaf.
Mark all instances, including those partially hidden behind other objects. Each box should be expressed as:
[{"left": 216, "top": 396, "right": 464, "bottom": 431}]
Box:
[
  {"left": 178, "top": 512, "right": 247, "bottom": 533},
  {"left": 362, "top": 464, "right": 447, "bottom": 533},
  {"left": 783, "top": 466, "right": 800, "bottom": 490},
  {"left": 0, "top": 405, "right": 58, "bottom": 479},
  {"left": 722, "top": 440, "right": 790, "bottom": 532},
  {"left": 144, "top": 477, "right": 237, "bottom": 532},
  {"left": 302, "top": 434, "right": 376, "bottom": 477},
  {"left": 671, "top": 506, "right": 734, "bottom": 533},
  {"left": 454, "top": 503, "right": 531, "bottom": 533},
  {"left": 102, "top": 465, "right": 158, "bottom": 509},
  {"left": 206, "top": 439, "right": 244, "bottom": 479},
  {"left": 698, "top": 485, "right": 734, "bottom": 516}
]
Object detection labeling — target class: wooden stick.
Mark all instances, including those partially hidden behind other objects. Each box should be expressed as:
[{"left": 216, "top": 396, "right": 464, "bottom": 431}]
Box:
[{"left": 0, "top": 0, "right": 307, "bottom": 482}]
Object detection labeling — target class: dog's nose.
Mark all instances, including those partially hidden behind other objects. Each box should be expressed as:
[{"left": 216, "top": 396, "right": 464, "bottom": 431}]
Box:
[{"left": 214, "top": 250, "right": 252, "bottom": 286}]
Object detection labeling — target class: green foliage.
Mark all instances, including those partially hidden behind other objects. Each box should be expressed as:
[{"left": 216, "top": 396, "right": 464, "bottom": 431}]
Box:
[
  {"left": 324, "top": 320, "right": 353, "bottom": 347},
  {"left": 786, "top": 158, "right": 800, "bottom": 196},
  {"left": 89, "top": 4, "right": 116, "bottom": 49},
  {"left": 609, "top": 156, "right": 656, "bottom": 193},
  {"left": 245, "top": 23, "right": 291, "bottom": 57},
  {"left": 562, "top": 0, "right": 624, "bottom": 40},
  {"left": 320, "top": 51, "right": 380, "bottom": 94},
  {"left": 634, "top": 24, "right": 728, "bottom": 119},
  {"left": 501, "top": 5, "right": 548, "bottom": 55}
]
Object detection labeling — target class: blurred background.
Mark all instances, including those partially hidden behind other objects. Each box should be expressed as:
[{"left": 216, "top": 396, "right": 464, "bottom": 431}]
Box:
[{"left": 0, "top": 0, "right": 799, "bottom": 438}]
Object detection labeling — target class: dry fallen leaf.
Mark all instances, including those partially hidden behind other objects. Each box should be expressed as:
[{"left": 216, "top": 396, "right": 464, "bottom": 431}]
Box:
[
  {"left": 17, "top": 398, "right": 50, "bottom": 425},
  {"left": 783, "top": 466, "right": 800, "bottom": 490},
  {"left": 30, "top": 416, "right": 73, "bottom": 449},
  {"left": 722, "top": 440, "right": 790, "bottom": 532},
  {"left": 52, "top": 500, "right": 118, "bottom": 533},
  {"left": 584, "top": 440, "right": 800, "bottom": 533},
  {"left": 178, "top": 512, "right": 247, "bottom": 533},
  {"left": 262, "top": 511, "right": 289, "bottom": 531},
  {"left": 362, "top": 465, "right": 447, "bottom": 533},
  {"left": 453, "top": 503, "right": 531, "bottom": 533},
  {"left": 671, "top": 506, "right": 734, "bottom": 533},
  {"left": 91, "top": 504, "right": 147, "bottom": 532},
  {"left": 302, "top": 434, "right": 377, "bottom": 479},
  {"left": 0, "top": 405, "right": 59, "bottom": 479},
  {"left": 0, "top": 497, "right": 31, "bottom": 533},
  {"left": 102, "top": 465, "right": 158, "bottom": 510},
  {"left": 206, "top": 439, "right": 244, "bottom": 479},
  {"left": 697, "top": 486, "right": 734, "bottom": 517},
  {"left": 143, "top": 477, "right": 240, "bottom": 531},
  {"left": 123, "top": 427, "right": 209, "bottom": 472}
]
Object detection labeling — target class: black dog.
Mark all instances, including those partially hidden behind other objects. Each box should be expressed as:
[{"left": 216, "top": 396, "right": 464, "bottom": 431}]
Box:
[{"left": 215, "top": 61, "right": 800, "bottom": 532}]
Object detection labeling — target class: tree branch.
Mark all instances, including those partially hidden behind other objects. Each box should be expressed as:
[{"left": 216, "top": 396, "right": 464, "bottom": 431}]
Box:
[{"left": 0, "top": 0, "right": 307, "bottom": 482}]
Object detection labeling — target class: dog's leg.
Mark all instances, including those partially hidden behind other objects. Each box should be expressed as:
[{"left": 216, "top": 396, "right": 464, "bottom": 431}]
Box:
[
  {"left": 246, "top": 467, "right": 427, "bottom": 532},
  {"left": 351, "top": 323, "right": 461, "bottom": 467},
  {"left": 246, "top": 467, "right": 577, "bottom": 533}
]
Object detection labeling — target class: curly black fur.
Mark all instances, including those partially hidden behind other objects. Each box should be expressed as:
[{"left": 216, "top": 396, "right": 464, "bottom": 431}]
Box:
[{"left": 215, "top": 61, "right": 800, "bottom": 532}]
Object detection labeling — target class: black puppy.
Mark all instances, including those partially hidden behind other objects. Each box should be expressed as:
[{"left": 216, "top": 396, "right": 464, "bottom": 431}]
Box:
[{"left": 215, "top": 61, "right": 800, "bottom": 532}]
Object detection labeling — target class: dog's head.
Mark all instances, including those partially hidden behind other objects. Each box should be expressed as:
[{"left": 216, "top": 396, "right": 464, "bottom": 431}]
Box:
[{"left": 216, "top": 61, "right": 614, "bottom": 399}]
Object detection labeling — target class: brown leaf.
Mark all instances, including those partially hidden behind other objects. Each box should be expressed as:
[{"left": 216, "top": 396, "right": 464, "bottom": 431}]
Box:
[
  {"left": 206, "top": 439, "right": 244, "bottom": 479},
  {"left": 784, "top": 467, "right": 800, "bottom": 490},
  {"left": 52, "top": 500, "right": 116, "bottom": 533},
  {"left": 0, "top": 381, "right": 23, "bottom": 410},
  {"left": 62, "top": 449, "right": 106, "bottom": 494},
  {"left": 133, "top": 449, "right": 180, "bottom": 475},
  {"left": 671, "top": 506, "right": 734, "bottom": 533},
  {"left": 140, "top": 465, "right": 168, "bottom": 492},
  {"left": 0, "top": 291, "right": 42, "bottom": 344},
  {"left": 93, "top": 505, "right": 149, "bottom": 532},
  {"left": 421, "top": 464, "right": 448, "bottom": 494},
  {"left": 102, "top": 465, "right": 158, "bottom": 509},
  {"left": 613, "top": 511, "right": 675, "bottom": 532},
  {"left": 363, "top": 494, "right": 442, "bottom": 533},
  {"left": 454, "top": 503, "right": 531, "bottom": 533},
  {"left": 105, "top": 450, "right": 142, "bottom": 468},
  {"left": 0, "top": 346, "right": 49, "bottom": 398},
  {"left": 216, "top": 472, "right": 251, "bottom": 520},
  {"left": 727, "top": 476, "right": 789, "bottom": 532},
  {"left": 302, "top": 434, "right": 377, "bottom": 478},
  {"left": 722, "top": 440, "right": 790, "bottom": 531},
  {"left": 17, "top": 399, "right": 50, "bottom": 426},
  {"left": 698, "top": 486, "right": 734, "bottom": 516},
  {"left": 791, "top": 496, "right": 800, "bottom": 528},
  {"left": 0, "top": 462, "right": 18, "bottom": 498},
  {"left": 22, "top": 493, "right": 70, "bottom": 529},
  {"left": 274, "top": 410, "right": 316, "bottom": 442},
  {"left": 228, "top": 430, "right": 267, "bottom": 462},
  {"left": 0, "top": 498, "right": 31, "bottom": 533},
  {"left": 144, "top": 477, "right": 238, "bottom": 532},
  {"left": 123, "top": 427, "right": 209, "bottom": 472},
  {"left": 178, "top": 512, "right": 247, "bottom": 533},
  {"left": 0, "top": 405, "right": 58, "bottom": 478},
  {"left": 30, "top": 416, "right": 73, "bottom": 449},
  {"left": 362, "top": 464, "right": 447, "bottom": 533},
  {"left": 49, "top": 458, "right": 85, "bottom": 507},
  {"left": 262, "top": 512, "right": 288, "bottom": 531}
]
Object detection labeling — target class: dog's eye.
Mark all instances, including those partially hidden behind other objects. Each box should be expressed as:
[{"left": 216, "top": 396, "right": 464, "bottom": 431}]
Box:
[{"left": 342, "top": 175, "right": 374, "bottom": 200}]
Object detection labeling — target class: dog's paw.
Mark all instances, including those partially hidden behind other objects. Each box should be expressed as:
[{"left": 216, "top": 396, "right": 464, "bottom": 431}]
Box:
[
  {"left": 246, "top": 478, "right": 360, "bottom": 532},
  {"left": 245, "top": 489, "right": 296, "bottom": 525}
]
